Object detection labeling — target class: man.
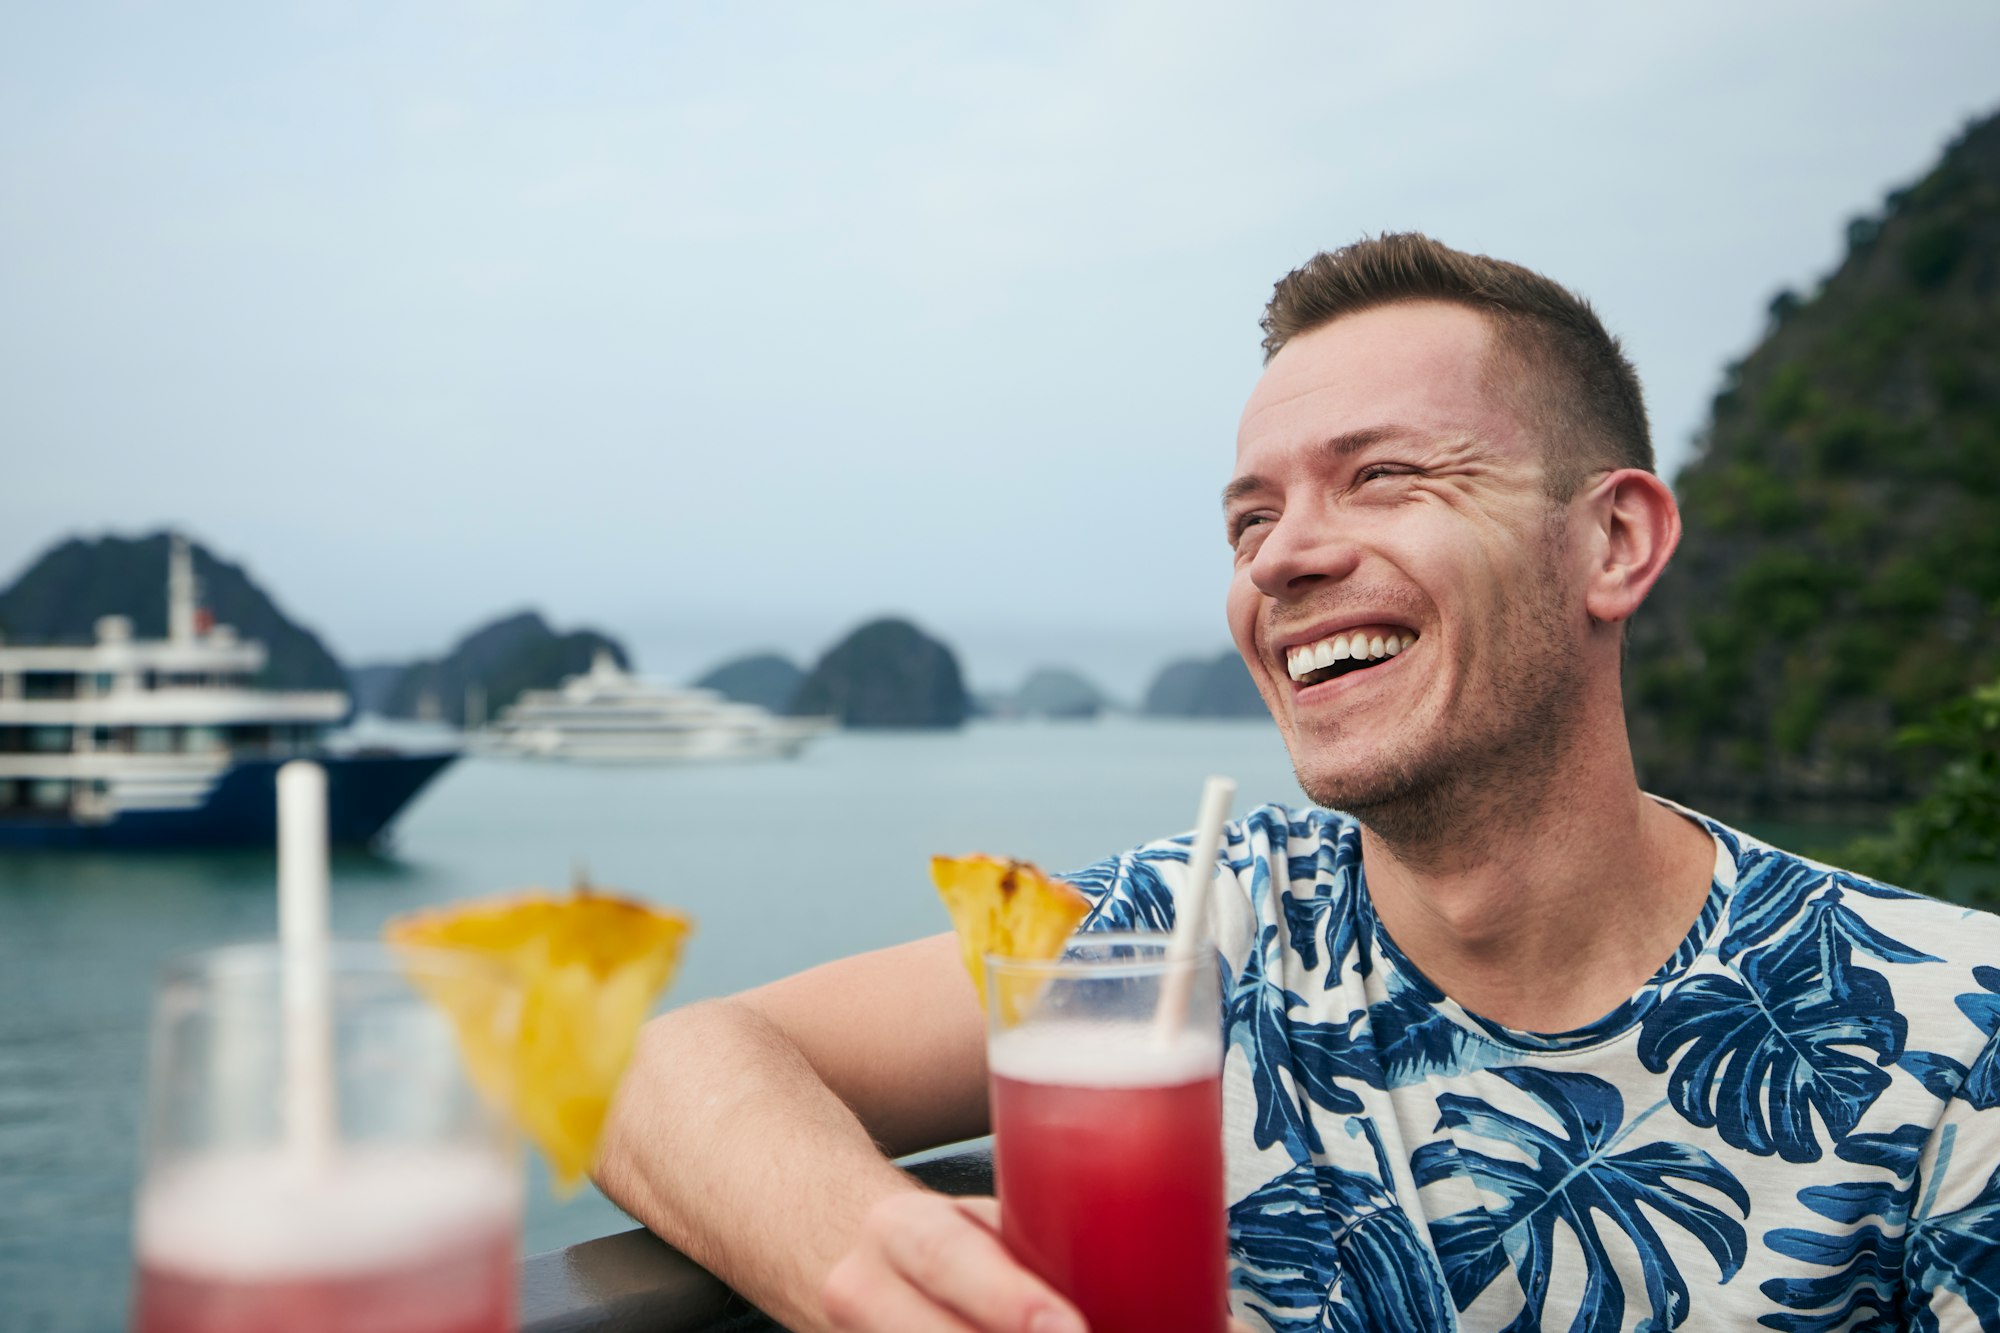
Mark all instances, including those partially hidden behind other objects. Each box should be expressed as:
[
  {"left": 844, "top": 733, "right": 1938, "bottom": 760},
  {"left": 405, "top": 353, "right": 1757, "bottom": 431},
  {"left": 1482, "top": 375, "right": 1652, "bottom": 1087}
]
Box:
[{"left": 599, "top": 234, "right": 2000, "bottom": 1331}]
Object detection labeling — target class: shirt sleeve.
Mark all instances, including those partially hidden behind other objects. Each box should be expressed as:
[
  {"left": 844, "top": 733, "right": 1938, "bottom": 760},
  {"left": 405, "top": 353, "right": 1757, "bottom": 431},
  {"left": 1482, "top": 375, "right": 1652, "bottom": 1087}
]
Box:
[
  {"left": 1063, "top": 847, "right": 1184, "bottom": 935},
  {"left": 1905, "top": 1028, "right": 2000, "bottom": 1329}
]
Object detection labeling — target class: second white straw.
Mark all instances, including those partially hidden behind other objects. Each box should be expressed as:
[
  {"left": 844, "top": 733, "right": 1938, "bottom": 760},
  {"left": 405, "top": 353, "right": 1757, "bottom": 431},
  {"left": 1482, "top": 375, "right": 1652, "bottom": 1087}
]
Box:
[
  {"left": 1153, "top": 774, "right": 1235, "bottom": 1042},
  {"left": 277, "top": 759, "right": 335, "bottom": 1171}
]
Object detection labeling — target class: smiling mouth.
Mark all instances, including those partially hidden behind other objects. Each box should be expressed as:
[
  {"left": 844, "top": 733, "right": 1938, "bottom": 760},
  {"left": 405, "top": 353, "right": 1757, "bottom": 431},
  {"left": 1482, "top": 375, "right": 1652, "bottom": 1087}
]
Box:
[{"left": 1283, "top": 627, "right": 1417, "bottom": 688}]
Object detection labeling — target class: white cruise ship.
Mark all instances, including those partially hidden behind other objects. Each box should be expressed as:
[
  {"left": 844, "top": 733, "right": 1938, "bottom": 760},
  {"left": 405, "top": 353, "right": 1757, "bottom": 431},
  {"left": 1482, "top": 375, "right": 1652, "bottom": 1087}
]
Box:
[
  {"left": 477, "top": 650, "right": 832, "bottom": 763},
  {"left": 0, "top": 537, "right": 456, "bottom": 849}
]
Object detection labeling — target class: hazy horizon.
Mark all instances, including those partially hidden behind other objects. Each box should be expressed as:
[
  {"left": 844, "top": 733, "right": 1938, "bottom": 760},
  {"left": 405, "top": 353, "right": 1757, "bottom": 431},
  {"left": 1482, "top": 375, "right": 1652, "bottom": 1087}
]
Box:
[{"left": 5, "top": 4, "right": 1998, "bottom": 698}]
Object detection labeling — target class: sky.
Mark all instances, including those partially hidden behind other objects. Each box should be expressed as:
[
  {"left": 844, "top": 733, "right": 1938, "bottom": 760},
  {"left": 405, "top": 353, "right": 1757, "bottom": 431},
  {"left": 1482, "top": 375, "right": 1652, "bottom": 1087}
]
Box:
[{"left": 2, "top": 2, "right": 1996, "bottom": 701}]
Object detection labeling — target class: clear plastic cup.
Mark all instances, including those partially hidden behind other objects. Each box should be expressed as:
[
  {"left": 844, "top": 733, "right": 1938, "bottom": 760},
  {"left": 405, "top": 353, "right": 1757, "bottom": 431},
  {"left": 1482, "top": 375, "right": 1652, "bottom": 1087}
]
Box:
[
  {"left": 131, "top": 942, "right": 523, "bottom": 1333},
  {"left": 986, "top": 934, "right": 1227, "bottom": 1333}
]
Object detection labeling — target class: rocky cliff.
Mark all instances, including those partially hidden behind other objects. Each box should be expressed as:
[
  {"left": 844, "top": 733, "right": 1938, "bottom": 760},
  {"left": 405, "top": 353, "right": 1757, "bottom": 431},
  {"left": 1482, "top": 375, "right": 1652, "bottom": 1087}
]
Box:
[
  {"left": 1628, "top": 110, "right": 2000, "bottom": 814},
  {"left": 376, "top": 611, "right": 629, "bottom": 726},
  {"left": 0, "top": 531, "right": 347, "bottom": 693},
  {"left": 693, "top": 652, "right": 805, "bottom": 713},
  {"left": 1142, "top": 649, "right": 1267, "bottom": 719},
  {"left": 792, "top": 618, "right": 968, "bottom": 728}
]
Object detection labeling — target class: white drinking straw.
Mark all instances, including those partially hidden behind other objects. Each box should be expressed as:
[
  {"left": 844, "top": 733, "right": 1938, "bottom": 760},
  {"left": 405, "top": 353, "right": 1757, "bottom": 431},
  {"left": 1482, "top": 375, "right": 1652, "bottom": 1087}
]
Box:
[
  {"left": 1153, "top": 775, "right": 1235, "bottom": 1043},
  {"left": 277, "top": 760, "right": 335, "bottom": 1171}
]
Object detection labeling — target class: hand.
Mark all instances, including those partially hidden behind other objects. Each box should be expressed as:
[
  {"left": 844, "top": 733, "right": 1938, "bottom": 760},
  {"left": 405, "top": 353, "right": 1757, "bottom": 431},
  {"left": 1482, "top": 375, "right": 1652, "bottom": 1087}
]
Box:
[{"left": 821, "top": 1194, "right": 1084, "bottom": 1332}]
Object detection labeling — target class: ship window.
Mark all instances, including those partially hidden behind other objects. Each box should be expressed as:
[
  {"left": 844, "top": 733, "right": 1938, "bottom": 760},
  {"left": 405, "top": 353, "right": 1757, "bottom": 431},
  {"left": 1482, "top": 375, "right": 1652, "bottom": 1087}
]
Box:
[
  {"left": 0, "top": 781, "right": 15, "bottom": 808},
  {"left": 29, "top": 727, "right": 72, "bottom": 753},
  {"left": 22, "top": 672, "right": 78, "bottom": 700},
  {"left": 185, "top": 726, "right": 225, "bottom": 753},
  {"left": 93, "top": 673, "right": 115, "bottom": 694},
  {"left": 134, "top": 727, "right": 176, "bottom": 754},
  {"left": 30, "top": 780, "right": 69, "bottom": 809}
]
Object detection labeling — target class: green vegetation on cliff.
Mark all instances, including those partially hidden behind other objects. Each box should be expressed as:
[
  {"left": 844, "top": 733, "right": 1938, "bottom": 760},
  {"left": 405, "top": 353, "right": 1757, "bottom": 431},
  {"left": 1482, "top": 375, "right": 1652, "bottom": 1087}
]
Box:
[
  {"left": 1838, "top": 676, "right": 2000, "bottom": 907},
  {"left": 1628, "top": 110, "right": 2000, "bottom": 814}
]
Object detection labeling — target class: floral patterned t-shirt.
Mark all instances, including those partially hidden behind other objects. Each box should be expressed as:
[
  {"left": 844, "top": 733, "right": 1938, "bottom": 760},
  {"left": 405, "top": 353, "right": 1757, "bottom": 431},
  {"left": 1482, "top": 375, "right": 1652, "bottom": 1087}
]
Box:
[{"left": 1066, "top": 801, "right": 2000, "bottom": 1332}]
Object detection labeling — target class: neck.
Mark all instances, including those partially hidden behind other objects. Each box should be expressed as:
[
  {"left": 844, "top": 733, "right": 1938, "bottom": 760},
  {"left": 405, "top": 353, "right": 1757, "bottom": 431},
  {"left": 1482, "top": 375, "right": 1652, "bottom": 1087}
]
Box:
[{"left": 1355, "top": 715, "right": 1715, "bottom": 1034}]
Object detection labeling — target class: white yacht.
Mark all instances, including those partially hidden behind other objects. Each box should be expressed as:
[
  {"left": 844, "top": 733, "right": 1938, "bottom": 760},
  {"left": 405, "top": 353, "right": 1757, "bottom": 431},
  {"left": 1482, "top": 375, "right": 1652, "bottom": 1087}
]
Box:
[
  {"left": 0, "top": 537, "right": 457, "bottom": 848},
  {"left": 476, "top": 651, "right": 832, "bottom": 763}
]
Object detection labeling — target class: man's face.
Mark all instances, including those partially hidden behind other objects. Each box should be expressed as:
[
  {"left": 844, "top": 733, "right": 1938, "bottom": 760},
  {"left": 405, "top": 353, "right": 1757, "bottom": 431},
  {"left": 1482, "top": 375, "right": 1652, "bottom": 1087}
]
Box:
[{"left": 1224, "top": 301, "right": 1591, "bottom": 819}]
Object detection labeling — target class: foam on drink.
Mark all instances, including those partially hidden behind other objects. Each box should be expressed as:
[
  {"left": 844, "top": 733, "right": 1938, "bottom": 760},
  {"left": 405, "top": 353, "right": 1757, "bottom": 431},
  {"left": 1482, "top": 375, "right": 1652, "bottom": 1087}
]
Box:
[
  {"left": 136, "top": 1145, "right": 519, "bottom": 1281},
  {"left": 988, "top": 1020, "right": 1218, "bottom": 1088}
]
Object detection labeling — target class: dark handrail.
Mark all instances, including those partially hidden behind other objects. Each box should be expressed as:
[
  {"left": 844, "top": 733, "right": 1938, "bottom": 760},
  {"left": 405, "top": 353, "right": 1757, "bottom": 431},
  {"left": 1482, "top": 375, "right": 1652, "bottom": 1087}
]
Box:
[{"left": 520, "top": 1143, "right": 995, "bottom": 1333}]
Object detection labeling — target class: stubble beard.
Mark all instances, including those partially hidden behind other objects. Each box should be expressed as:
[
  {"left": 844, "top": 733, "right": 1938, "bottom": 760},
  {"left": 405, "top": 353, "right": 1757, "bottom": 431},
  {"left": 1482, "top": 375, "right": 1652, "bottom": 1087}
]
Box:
[{"left": 1287, "top": 531, "right": 1588, "bottom": 868}]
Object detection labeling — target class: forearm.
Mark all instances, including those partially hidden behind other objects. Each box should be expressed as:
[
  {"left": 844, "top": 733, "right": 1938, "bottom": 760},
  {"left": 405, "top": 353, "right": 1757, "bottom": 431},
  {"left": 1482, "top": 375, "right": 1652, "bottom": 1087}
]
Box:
[{"left": 595, "top": 997, "right": 923, "bottom": 1332}]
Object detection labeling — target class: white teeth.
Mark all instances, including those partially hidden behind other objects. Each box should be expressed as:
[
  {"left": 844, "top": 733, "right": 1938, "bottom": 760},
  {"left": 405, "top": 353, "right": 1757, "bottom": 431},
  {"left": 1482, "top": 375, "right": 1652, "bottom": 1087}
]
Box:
[{"left": 1284, "top": 628, "right": 1418, "bottom": 682}]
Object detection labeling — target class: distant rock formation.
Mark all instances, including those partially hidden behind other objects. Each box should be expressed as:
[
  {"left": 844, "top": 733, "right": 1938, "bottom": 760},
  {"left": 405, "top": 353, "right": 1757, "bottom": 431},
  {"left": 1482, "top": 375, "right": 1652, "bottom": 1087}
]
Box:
[
  {"left": 1010, "top": 666, "right": 1108, "bottom": 719},
  {"left": 0, "top": 531, "right": 347, "bottom": 692},
  {"left": 693, "top": 652, "right": 805, "bottom": 713},
  {"left": 1142, "top": 650, "right": 1267, "bottom": 719},
  {"left": 378, "top": 611, "right": 628, "bottom": 727},
  {"left": 792, "top": 618, "right": 968, "bottom": 728}
]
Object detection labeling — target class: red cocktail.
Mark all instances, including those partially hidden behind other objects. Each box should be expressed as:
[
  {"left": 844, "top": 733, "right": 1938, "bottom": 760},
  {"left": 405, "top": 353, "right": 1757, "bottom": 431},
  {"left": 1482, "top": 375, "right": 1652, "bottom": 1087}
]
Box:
[
  {"left": 987, "top": 936, "right": 1227, "bottom": 1333},
  {"left": 131, "top": 945, "right": 522, "bottom": 1333}
]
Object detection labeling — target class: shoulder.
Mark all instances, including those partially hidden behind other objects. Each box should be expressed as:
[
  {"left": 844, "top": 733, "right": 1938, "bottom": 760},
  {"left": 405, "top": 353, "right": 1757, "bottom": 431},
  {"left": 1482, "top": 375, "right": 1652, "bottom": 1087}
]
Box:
[
  {"left": 1690, "top": 803, "right": 2000, "bottom": 957},
  {"left": 1686, "top": 804, "right": 2000, "bottom": 1078},
  {"left": 1064, "top": 804, "right": 1356, "bottom": 929},
  {"left": 1115, "top": 802, "right": 1357, "bottom": 879}
]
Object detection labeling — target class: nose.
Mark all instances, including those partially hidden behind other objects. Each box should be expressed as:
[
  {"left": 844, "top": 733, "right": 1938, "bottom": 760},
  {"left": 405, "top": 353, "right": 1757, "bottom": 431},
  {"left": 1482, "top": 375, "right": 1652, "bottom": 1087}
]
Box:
[{"left": 1247, "top": 503, "right": 1360, "bottom": 600}]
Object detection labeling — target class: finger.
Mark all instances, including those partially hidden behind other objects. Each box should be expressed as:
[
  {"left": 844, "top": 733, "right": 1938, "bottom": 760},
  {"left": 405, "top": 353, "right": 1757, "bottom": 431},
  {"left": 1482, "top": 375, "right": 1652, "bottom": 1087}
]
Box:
[
  {"left": 953, "top": 1196, "right": 1000, "bottom": 1228},
  {"left": 822, "top": 1246, "right": 984, "bottom": 1333},
  {"left": 875, "top": 1195, "right": 1084, "bottom": 1333}
]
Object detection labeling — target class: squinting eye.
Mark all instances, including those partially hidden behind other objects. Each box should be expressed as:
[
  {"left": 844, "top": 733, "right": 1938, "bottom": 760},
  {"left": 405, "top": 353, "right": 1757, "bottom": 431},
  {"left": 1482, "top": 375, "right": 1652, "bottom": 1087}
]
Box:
[
  {"left": 1229, "top": 513, "right": 1274, "bottom": 547},
  {"left": 1356, "top": 463, "right": 1416, "bottom": 484}
]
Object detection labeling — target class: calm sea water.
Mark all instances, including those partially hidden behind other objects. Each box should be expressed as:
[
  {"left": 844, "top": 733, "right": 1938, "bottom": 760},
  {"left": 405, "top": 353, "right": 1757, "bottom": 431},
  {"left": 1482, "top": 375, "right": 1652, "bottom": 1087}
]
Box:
[{"left": 0, "top": 718, "right": 1306, "bottom": 1333}]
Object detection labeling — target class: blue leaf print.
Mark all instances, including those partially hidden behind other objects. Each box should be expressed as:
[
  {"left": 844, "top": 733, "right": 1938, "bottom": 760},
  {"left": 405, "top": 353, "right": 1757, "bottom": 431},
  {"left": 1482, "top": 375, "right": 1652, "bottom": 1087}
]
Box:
[
  {"left": 1898, "top": 967, "right": 2000, "bottom": 1109},
  {"left": 1640, "top": 885, "right": 1911, "bottom": 1161},
  {"left": 1281, "top": 820, "right": 1372, "bottom": 988},
  {"left": 1899, "top": 1049, "right": 1970, "bottom": 1104},
  {"left": 1763, "top": 1122, "right": 2000, "bottom": 1331},
  {"left": 1230, "top": 1123, "right": 1454, "bottom": 1332},
  {"left": 1955, "top": 967, "right": 2000, "bottom": 1110},
  {"left": 1226, "top": 925, "right": 1367, "bottom": 1157},
  {"left": 1760, "top": 1125, "right": 1924, "bottom": 1331},
  {"left": 1411, "top": 1067, "right": 1749, "bottom": 1333},
  {"left": 1905, "top": 1148, "right": 2000, "bottom": 1329},
  {"left": 1072, "top": 853, "right": 1180, "bottom": 934},
  {"left": 1296, "top": 969, "right": 1510, "bottom": 1094},
  {"left": 1718, "top": 854, "right": 1929, "bottom": 968}
]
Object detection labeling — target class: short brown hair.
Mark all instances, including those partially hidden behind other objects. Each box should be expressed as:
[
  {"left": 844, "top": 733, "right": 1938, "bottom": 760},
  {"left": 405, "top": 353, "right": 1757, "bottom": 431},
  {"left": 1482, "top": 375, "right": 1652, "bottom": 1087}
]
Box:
[{"left": 1260, "top": 233, "right": 1653, "bottom": 497}]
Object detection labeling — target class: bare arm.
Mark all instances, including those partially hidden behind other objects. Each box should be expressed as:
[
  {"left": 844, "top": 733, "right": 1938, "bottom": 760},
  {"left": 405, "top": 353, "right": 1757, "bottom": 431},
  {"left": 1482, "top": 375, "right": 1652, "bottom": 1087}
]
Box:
[{"left": 594, "top": 933, "right": 1081, "bottom": 1332}]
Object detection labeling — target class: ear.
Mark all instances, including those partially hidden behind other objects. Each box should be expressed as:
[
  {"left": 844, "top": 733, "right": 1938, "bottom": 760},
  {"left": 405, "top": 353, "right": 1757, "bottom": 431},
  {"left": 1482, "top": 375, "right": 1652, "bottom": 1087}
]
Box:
[{"left": 1579, "top": 469, "right": 1680, "bottom": 625}]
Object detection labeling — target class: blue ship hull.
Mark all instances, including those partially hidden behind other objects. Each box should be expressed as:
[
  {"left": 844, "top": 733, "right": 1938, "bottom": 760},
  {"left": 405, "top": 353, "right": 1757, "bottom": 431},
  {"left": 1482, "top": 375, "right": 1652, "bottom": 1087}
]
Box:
[{"left": 0, "top": 751, "right": 458, "bottom": 850}]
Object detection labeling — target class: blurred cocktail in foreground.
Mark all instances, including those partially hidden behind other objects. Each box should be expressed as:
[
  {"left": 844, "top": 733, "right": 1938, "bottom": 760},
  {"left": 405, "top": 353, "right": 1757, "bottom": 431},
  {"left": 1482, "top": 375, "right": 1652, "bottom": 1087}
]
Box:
[
  {"left": 131, "top": 943, "right": 522, "bottom": 1333},
  {"left": 987, "top": 934, "right": 1228, "bottom": 1333}
]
